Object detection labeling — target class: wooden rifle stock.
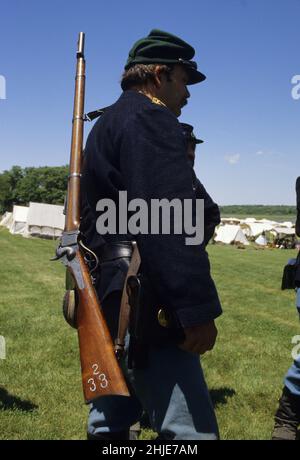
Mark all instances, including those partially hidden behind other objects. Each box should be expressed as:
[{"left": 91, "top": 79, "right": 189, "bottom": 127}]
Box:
[{"left": 55, "top": 32, "right": 129, "bottom": 403}]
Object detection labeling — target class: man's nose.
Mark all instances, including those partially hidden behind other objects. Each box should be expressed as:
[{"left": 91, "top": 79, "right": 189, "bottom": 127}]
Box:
[{"left": 185, "top": 87, "right": 190, "bottom": 99}]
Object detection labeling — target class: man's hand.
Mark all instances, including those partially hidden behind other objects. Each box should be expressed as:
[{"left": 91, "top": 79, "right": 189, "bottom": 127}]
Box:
[{"left": 179, "top": 321, "right": 218, "bottom": 355}]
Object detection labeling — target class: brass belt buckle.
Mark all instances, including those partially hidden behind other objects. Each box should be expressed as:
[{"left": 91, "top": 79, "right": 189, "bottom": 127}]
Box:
[{"left": 157, "top": 308, "right": 170, "bottom": 328}]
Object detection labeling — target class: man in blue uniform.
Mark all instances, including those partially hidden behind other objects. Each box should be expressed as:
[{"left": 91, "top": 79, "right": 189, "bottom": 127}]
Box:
[
  {"left": 181, "top": 122, "right": 220, "bottom": 245},
  {"left": 81, "top": 29, "right": 222, "bottom": 440},
  {"left": 128, "top": 123, "right": 221, "bottom": 439},
  {"left": 272, "top": 177, "right": 300, "bottom": 440}
]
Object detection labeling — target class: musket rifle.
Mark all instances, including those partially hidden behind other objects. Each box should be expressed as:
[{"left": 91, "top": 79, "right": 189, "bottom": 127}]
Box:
[{"left": 54, "top": 32, "right": 130, "bottom": 403}]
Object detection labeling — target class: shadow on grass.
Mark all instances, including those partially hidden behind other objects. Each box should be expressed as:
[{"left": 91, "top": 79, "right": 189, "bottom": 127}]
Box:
[
  {"left": 0, "top": 387, "right": 38, "bottom": 412},
  {"left": 210, "top": 387, "right": 236, "bottom": 407}
]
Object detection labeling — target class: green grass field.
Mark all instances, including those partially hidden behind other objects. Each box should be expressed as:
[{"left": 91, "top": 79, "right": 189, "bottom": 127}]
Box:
[{"left": 0, "top": 229, "right": 299, "bottom": 440}]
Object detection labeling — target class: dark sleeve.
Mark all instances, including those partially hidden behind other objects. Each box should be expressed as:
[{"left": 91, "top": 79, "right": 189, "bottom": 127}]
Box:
[
  {"left": 120, "top": 105, "right": 222, "bottom": 328},
  {"left": 193, "top": 173, "right": 221, "bottom": 245},
  {"left": 296, "top": 177, "right": 300, "bottom": 237}
]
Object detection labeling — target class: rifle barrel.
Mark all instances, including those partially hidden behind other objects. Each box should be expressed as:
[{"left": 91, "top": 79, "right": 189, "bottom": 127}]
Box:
[
  {"left": 65, "top": 32, "right": 86, "bottom": 231},
  {"left": 77, "top": 32, "right": 85, "bottom": 57}
]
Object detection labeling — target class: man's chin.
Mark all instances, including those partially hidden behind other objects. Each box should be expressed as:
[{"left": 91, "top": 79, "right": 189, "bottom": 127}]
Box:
[
  {"left": 175, "top": 107, "right": 181, "bottom": 117},
  {"left": 169, "top": 105, "right": 182, "bottom": 117},
  {"left": 177, "top": 102, "right": 187, "bottom": 117}
]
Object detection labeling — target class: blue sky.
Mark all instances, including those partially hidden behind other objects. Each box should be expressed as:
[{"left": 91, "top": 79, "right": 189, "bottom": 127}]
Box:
[{"left": 0, "top": 0, "right": 299, "bottom": 205}]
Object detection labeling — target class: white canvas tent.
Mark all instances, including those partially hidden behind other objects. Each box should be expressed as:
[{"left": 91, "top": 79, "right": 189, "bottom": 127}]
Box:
[
  {"left": 281, "top": 222, "right": 294, "bottom": 229},
  {"left": 257, "top": 218, "right": 278, "bottom": 225},
  {"left": 241, "top": 222, "right": 274, "bottom": 238},
  {"left": 214, "top": 224, "right": 249, "bottom": 245},
  {"left": 221, "top": 217, "right": 241, "bottom": 224},
  {"left": 10, "top": 205, "right": 29, "bottom": 235},
  {"left": 0, "top": 211, "right": 12, "bottom": 228},
  {"left": 242, "top": 217, "right": 257, "bottom": 223},
  {"left": 272, "top": 227, "right": 295, "bottom": 236},
  {"left": 255, "top": 234, "right": 268, "bottom": 246},
  {"left": 26, "top": 202, "right": 64, "bottom": 238}
]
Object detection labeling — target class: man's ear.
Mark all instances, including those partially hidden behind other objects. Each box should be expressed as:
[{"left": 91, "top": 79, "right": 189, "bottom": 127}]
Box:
[{"left": 153, "top": 65, "right": 165, "bottom": 88}]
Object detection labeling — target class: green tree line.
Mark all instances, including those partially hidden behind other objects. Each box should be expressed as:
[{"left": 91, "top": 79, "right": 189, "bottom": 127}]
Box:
[
  {"left": 220, "top": 205, "right": 296, "bottom": 216},
  {"left": 0, "top": 165, "right": 68, "bottom": 214}
]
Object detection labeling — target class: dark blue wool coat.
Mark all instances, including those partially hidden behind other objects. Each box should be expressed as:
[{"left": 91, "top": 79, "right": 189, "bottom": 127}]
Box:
[
  {"left": 81, "top": 90, "right": 222, "bottom": 328},
  {"left": 296, "top": 176, "right": 300, "bottom": 237}
]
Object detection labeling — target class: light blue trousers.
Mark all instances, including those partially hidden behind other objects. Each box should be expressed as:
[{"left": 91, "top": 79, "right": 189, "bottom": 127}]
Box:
[
  {"left": 284, "top": 288, "right": 300, "bottom": 397},
  {"left": 87, "top": 341, "right": 219, "bottom": 440}
]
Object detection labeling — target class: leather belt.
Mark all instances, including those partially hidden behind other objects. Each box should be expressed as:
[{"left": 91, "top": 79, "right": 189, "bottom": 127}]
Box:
[{"left": 98, "top": 242, "right": 133, "bottom": 263}]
